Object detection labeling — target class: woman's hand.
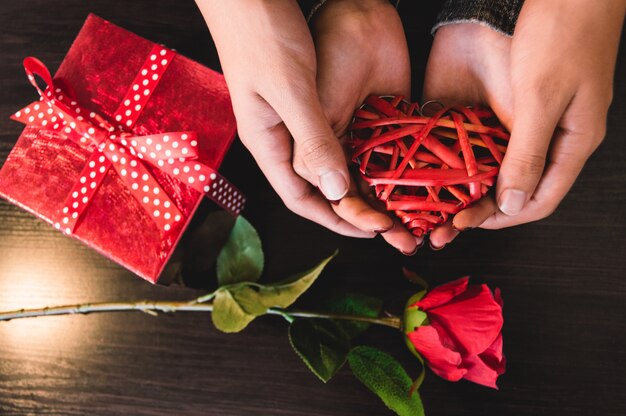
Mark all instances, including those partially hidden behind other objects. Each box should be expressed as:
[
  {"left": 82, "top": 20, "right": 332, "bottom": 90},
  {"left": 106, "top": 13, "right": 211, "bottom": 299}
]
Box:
[
  {"left": 309, "top": 0, "right": 421, "bottom": 254},
  {"left": 424, "top": 0, "right": 625, "bottom": 248},
  {"left": 195, "top": 0, "right": 375, "bottom": 238}
]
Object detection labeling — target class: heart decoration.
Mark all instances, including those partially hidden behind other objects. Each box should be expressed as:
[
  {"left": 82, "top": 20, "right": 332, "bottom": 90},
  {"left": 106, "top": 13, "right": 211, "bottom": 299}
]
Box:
[{"left": 348, "top": 95, "right": 510, "bottom": 237}]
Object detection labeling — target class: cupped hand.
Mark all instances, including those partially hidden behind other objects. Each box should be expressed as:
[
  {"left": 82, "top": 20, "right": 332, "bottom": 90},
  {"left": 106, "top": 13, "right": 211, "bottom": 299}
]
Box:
[
  {"left": 308, "top": 0, "right": 421, "bottom": 254},
  {"left": 195, "top": 0, "right": 376, "bottom": 238},
  {"left": 424, "top": 0, "right": 625, "bottom": 248},
  {"left": 422, "top": 23, "right": 513, "bottom": 248}
]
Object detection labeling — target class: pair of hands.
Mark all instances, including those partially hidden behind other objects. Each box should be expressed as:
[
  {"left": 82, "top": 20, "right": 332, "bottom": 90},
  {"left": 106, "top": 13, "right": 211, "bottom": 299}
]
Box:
[{"left": 197, "top": 0, "right": 624, "bottom": 253}]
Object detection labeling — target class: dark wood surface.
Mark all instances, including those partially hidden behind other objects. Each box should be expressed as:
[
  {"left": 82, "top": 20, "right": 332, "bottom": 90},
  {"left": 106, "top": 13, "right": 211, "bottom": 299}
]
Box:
[{"left": 1, "top": 1, "right": 625, "bottom": 415}]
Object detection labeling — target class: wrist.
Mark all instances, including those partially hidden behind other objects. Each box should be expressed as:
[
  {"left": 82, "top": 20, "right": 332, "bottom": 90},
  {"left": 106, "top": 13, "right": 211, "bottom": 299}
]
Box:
[{"left": 312, "top": 0, "right": 398, "bottom": 40}]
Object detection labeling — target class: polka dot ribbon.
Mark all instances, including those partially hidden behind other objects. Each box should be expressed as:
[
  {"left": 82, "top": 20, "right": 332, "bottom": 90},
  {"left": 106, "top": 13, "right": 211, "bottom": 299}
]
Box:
[{"left": 11, "top": 48, "right": 245, "bottom": 236}]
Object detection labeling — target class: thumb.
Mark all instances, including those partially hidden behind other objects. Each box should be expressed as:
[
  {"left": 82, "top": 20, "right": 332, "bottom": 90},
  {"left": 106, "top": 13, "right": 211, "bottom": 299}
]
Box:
[
  {"left": 273, "top": 87, "right": 350, "bottom": 201},
  {"left": 497, "top": 100, "right": 562, "bottom": 216}
]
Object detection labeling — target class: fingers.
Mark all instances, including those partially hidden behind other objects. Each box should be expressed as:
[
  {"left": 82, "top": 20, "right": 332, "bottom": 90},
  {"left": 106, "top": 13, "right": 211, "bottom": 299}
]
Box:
[
  {"left": 482, "top": 88, "right": 606, "bottom": 229},
  {"left": 383, "top": 220, "right": 423, "bottom": 255},
  {"left": 257, "top": 151, "right": 373, "bottom": 239},
  {"left": 453, "top": 197, "right": 498, "bottom": 231},
  {"left": 293, "top": 150, "right": 397, "bottom": 233},
  {"left": 308, "top": 0, "right": 414, "bottom": 250},
  {"left": 425, "top": 196, "right": 494, "bottom": 249},
  {"left": 332, "top": 191, "right": 420, "bottom": 254},
  {"left": 428, "top": 197, "right": 498, "bottom": 249},
  {"left": 496, "top": 88, "right": 572, "bottom": 217},
  {"left": 333, "top": 185, "right": 420, "bottom": 254},
  {"left": 481, "top": 125, "right": 597, "bottom": 229},
  {"left": 330, "top": 191, "right": 394, "bottom": 234},
  {"left": 429, "top": 221, "right": 459, "bottom": 250},
  {"left": 237, "top": 106, "right": 373, "bottom": 238},
  {"left": 295, "top": 147, "right": 420, "bottom": 252},
  {"left": 269, "top": 85, "right": 351, "bottom": 202}
]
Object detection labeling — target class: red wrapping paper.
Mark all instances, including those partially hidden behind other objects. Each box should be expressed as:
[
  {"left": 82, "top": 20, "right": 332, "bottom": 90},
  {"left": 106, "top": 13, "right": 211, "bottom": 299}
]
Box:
[{"left": 0, "top": 14, "right": 239, "bottom": 283}]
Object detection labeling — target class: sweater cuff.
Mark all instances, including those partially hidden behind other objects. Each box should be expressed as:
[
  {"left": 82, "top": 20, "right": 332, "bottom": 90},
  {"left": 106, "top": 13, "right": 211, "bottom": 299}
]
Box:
[
  {"left": 299, "top": 0, "right": 400, "bottom": 22},
  {"left": 433, "top": 0, "right": 524, "bottom": 37},
  {"left": 297, "top": 0, "right": 327, "bottom": 21}
]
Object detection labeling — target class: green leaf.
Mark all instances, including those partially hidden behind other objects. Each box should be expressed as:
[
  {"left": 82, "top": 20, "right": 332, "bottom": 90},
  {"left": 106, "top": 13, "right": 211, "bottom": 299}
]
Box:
[
  {"left": 230, "top": 285, "right": 271, "bottom": 315},
  {"left": 348, "top": 346, "right": 425, "bottom": 416},
  {"left": 211, "top": 252, "right": 337, "bottom": 333},
  {"left": 211, "top": 289, "right": 256, "bottom": 333},
  {"left": 217, "top": 216, "right": 264, "bottom": 286},
  {"left": 254, "top": 251, "right": 337, "bottom": 309},
  {"left": 288, "top": 318, "right": 351, "bottom": 382},
  {"left": 180, "top": 210, "right": 236, "bottom": 288},
  {"left": 322, "top": 293, "right": 383, "bottom": 338}
]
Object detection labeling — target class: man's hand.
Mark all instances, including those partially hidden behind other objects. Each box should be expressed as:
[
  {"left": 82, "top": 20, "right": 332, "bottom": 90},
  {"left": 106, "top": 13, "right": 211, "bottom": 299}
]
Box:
[
  {"left": 424, "top": 0, "right": 624, "bottom": 248},
  {"left": 423, "top": 23, "right": 513, "bottom": 247},
  {"left": 489, "top": 0, "right": 623, "bottom": 227}
]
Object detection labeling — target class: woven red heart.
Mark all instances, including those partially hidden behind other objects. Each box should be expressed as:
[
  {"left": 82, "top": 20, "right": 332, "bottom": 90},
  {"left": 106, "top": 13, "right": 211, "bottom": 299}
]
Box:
[{"left": 348, "top": 95, "right": 510, "bottom": 237}]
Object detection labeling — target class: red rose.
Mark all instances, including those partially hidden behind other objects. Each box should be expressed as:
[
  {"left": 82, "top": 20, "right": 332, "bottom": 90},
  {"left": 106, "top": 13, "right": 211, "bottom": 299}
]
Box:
[{"left": 405, "top": 277, "right": 505, "bottom": 389}]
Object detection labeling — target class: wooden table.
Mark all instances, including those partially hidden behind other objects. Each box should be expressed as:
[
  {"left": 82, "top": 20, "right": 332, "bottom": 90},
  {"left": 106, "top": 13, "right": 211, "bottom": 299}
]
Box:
[{"left": 1, "top": 1, "right": 624, "bottom": 415}]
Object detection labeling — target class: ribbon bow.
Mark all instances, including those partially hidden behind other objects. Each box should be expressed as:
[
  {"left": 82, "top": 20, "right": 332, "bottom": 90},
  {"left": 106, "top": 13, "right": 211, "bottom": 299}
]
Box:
[{"left": 12, "top": 48, "right": 244, "bottom": 236}]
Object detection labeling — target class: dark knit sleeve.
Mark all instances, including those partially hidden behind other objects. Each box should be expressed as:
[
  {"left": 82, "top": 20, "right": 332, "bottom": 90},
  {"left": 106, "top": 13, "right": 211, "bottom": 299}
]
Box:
[
  {"left": 298, "top": 0, "right": 400, "bottom": 22},
  {"left": 297, "top": 0, "right": 326, "bottom": 21},
  {"left": 433, "top": 0, "right": 524, "bottom": 36}
]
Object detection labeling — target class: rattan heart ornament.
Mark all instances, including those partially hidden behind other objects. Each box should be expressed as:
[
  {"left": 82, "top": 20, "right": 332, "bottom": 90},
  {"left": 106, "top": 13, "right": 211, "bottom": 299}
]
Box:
[{"left": 348, "top": 95, "right": 510, "bottom": 237}]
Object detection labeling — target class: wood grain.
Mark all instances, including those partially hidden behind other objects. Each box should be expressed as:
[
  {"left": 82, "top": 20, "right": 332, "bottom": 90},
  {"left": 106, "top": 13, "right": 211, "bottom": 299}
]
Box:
[{"left": 1, "top": 1, "right": 625, "bottom": 415}]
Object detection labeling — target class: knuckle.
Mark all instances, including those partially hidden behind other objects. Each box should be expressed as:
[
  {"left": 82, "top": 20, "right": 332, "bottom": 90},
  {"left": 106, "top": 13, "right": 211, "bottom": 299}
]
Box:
[
  {"left": 507, "top": 152, "right": 546, "bottom": 177},
  {"left": 265, "top": 70, "right": 315, "bottom": 103},
  {"left": 300, "top": 137, "right": 335, "bottom": 165},
  {"left": 292, "top": 158, "right": 309, "bottom": 179},
  {"left": 572, "top": 124, "right": 607, "bottom": 156},
  {"left": 515, "top": 74, "right": 559, "bottom": 105},
  {"left": 537, "top": 205, "right": 557, "bottom": 221},
  {"left": 237, "top": 129, "right": 250, "bottom": 142},
  {"left": 237, "top": 132, "right": 254, "bottom": 149},
  {"left": 591, "top": 125, "right": 607, "bottom": 150},
  {"left": 282, "top": 195, "right": 301, "bottom": 215},
  {"left": 531, "top": 200, "right": 559, "bottom": 222},
  {"left": 315, "top": 1, "right": 396, "bottom": 36}
]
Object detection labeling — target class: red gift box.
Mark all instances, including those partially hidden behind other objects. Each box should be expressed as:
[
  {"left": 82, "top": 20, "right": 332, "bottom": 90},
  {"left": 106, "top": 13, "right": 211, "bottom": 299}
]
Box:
[{"left": 0, "top": 14, "right": 243, "bottom": 283}]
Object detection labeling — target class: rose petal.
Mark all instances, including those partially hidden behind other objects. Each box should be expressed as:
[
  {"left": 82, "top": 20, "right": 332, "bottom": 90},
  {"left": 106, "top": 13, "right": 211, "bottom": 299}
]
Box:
[
  {"left": 494, "top": 287, "right": 503, "bottom": 307},
  {"left": 415, "top": 277, "right": 469, "bottom": 310},
  {"left": 479, "top": 333, "right": 505, "bottom": 374},
  {"left": 408, "top": 325, "right": 467, "bottom": 382},
  {"left": 427, "top": 285, "right": 503, "bottom": 355},
  {"left": 460, "top": 353, "right": 501, "bottom": 389}
]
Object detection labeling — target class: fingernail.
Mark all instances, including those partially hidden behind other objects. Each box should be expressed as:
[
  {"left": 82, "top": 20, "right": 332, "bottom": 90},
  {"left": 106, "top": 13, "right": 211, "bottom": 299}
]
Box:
[
  {"left": 452, "top": 223, "right": 474, "bottom": 232},
  {"left": 375, "top": 222, "right": 395, "bottom": 234},
  {"left": 429, "top": 241, "right": 446, "bottom": 251},
  {"left": 319, "top": 170, "right": 349, "bottom": 201},
  {"left": 498, "top": 189, "right": 526, "bottom": 216},
  {"left": 401, "top": 246, "right": 419, "bottom": 256}
]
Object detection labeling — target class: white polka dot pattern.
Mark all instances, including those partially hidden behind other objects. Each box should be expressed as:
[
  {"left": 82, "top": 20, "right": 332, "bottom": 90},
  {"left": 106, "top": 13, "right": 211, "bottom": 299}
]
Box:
[
  {"left": 127, "top": 132, "right": 246, "bottom": 215},
  {"left": 14, "top": 52, "right": 246, "bottom": 237},
  {"left": 56, "top": 151, "right": 112, "bottom": 234},
  {"left": 111, "top": 46, "right": 174, "bottom": 128}
]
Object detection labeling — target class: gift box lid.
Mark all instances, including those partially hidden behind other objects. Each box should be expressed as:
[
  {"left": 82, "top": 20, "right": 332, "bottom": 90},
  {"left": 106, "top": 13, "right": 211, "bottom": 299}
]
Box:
[
  {"left": 56, "top": 14, "right": 237, "bottom": 168},
  {"left": 0, "top": 14, "right": 240, "bottom": 283}
]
